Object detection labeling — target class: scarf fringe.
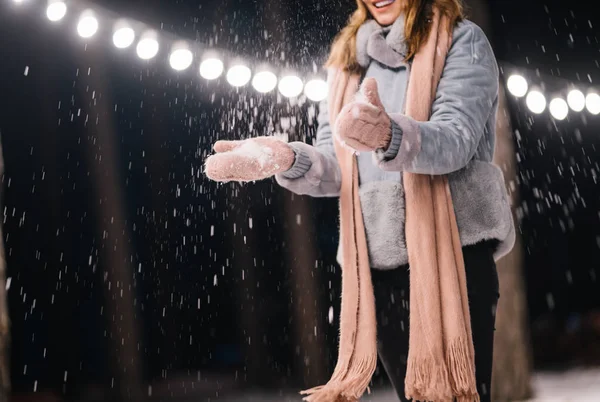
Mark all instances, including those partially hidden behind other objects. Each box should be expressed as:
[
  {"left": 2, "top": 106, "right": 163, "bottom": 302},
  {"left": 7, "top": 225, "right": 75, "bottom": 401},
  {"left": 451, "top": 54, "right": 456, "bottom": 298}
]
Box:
[
  {"left": 447, "top": 339, "right": 480, "bottom": 401},
  {"left": 404, "top": 342, "right": 481, "bottom": 402},
  {"left": 405, "top": 356, "right": 452, "bottom": 402},
  {"left": 456, "top": 396, "right": 481, "bottom": 402},
  {"left": 300, "top": 353, "right": 377, "bottom": 402}
]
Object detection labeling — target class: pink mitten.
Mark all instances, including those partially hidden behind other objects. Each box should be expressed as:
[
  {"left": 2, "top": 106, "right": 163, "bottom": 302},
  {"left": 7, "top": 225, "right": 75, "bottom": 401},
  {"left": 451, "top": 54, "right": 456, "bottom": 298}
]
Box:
[
  {"left": 335, "top": 77, "right": 392, "bottom": 152},
  {"left": 204, "top": 136, "right": 295, "bottom": 182}
]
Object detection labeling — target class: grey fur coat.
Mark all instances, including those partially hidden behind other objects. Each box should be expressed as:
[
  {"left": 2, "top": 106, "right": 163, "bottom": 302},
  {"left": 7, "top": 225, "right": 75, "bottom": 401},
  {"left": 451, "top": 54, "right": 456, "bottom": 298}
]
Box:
[{"left": 276, "top": 15, "right": 515, "bottom": 269}]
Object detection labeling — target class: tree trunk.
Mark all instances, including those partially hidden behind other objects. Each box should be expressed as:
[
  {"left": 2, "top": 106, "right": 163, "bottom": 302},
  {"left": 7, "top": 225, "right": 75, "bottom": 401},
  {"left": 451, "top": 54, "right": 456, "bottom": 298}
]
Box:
[
  {"left": 464, "top": 1, "right": 534, "bottom": 400},
  {"left": 0, "top": 136, "right": 11, "bottom": 401},
  {"left": 490, "top": 84, "right": 533, "bottom": 402},
  {"left": 283, "top": 194, "right": 327, "bottom": 388}
]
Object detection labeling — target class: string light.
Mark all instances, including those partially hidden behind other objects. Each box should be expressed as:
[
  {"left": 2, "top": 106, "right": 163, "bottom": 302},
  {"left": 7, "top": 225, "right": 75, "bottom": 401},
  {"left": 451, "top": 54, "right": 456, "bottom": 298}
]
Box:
[
  {"left": 505, "top": 72, "right": 599, "bottom": 119},
  {"left": 9, "top": 2, "right": 600, "bottom": 108}
]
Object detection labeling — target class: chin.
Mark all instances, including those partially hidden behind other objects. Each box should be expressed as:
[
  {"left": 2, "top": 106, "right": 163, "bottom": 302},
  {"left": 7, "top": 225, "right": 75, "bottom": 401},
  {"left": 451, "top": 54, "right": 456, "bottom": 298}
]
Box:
[{"left": 375, "top": 16, "right": 397, "bottom": 26}]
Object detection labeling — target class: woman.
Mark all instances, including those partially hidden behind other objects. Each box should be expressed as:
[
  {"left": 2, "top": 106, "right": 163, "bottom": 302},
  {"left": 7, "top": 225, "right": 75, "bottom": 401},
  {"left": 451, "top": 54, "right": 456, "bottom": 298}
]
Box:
[{"left": 205, "top": 0, "right": 515, "bottom": 401}]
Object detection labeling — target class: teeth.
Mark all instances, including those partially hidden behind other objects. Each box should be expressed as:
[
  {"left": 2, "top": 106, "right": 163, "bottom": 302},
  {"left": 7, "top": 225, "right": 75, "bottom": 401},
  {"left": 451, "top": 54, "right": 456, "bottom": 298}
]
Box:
[{"left": 374, "top": 0, "right": 393, "bottom": 8}]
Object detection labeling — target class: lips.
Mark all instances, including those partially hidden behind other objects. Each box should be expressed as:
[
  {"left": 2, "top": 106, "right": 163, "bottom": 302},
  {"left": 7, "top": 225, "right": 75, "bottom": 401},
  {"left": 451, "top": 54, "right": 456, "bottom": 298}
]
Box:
[{"left": 373, "top": 0, "right": 394, "bottom": 9}]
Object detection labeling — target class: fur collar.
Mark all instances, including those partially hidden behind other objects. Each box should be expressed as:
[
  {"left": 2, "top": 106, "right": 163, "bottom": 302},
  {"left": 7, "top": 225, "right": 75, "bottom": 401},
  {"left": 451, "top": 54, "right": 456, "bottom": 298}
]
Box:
[{"left": 356, "top": 15, "right": 408, "bottom": 68}]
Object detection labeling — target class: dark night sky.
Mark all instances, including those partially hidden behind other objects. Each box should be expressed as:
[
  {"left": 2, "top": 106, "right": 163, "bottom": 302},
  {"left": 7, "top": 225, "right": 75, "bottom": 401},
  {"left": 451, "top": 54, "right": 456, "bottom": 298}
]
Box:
[{"left": 0, "top": 0, "right": 599, "bottom": 398}]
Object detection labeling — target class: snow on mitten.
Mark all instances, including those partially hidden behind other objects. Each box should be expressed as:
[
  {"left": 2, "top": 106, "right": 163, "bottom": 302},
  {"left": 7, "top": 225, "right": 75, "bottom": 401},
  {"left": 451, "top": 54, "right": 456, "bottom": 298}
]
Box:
[
  {"left": 204, "top": 136, "right": 295, "bottom": 182},
  {"left": 335, "top": 77, "right": 392, "bottom": 152}
]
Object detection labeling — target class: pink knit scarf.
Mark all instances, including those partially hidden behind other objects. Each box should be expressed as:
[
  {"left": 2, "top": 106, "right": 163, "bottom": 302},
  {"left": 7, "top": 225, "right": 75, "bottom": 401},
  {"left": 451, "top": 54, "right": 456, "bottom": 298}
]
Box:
[{"left": 301, "top": 9, "right": 480, "bottom": 402}]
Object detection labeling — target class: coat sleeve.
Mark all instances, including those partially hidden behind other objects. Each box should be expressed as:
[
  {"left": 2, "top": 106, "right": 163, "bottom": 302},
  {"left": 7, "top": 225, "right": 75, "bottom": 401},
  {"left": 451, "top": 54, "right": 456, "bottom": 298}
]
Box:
[
  {"left": 373, "top": 22, "right": 500, "bottom": 175},
  {"left": 275, "top": 97, "right": 342, "bottom": 197}
]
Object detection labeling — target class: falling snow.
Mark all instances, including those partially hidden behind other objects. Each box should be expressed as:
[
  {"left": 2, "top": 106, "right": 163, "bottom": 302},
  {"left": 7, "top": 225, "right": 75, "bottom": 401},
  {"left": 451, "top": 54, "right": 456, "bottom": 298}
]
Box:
[{"left": 0, "top": 0, "right": 599, "bottom": 399}]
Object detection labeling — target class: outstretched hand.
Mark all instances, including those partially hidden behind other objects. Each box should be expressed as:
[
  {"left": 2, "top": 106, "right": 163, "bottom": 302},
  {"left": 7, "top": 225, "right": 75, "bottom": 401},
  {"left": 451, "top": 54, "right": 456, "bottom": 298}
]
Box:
[
  {"left": 334, "top": 78, "right": 392, "bottom": 152},
  {"left": 204, "top": 136, "right": 295, "bottom": 182}
]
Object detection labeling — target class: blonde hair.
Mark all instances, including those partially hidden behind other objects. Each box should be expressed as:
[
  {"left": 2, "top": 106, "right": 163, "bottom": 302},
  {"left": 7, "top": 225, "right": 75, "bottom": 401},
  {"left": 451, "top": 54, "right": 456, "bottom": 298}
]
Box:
[{"left": 325, "top": 0, "right": 465, "bottom": 72}]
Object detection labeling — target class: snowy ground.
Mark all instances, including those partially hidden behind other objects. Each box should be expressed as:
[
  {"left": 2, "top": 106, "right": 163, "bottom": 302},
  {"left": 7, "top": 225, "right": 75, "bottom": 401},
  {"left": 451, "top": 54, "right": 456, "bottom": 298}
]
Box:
[
  {"left": 225, "top": 368, "right": 600, "bottom": 402},
  {"left": 520, "top": 368, "right": 600, "bottom": 402}
]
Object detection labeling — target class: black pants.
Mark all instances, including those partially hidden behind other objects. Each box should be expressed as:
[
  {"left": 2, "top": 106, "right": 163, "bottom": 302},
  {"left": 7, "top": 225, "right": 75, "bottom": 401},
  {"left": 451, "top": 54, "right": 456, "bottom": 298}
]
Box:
[{"left": 371, "top": 241, "right": 500, "bottom": 402}]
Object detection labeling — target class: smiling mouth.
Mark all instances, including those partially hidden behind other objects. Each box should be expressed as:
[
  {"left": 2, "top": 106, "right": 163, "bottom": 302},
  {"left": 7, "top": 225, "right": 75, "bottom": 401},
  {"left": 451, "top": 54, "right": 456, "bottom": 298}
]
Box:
[{"left": 373, "top": 0, "right": 395, "bottom": 9}]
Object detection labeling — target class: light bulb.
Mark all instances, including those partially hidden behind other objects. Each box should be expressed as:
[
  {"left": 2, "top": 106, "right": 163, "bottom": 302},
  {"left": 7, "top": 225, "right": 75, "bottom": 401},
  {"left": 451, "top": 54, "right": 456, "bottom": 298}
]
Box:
[
  {"left": 252, "top": 71, "right": 278, "bottom": 93},
  {"left": 113, "top": 27, "right": 135, "bottom": 49},
  {"left": 226, "top": 65, "right": 252, "bottom": 87},
  {"left": 136, "top": 36, "right": 159, "bottom": 60},
  {"left": 567, "top": 89, "right": 585, "bottom": 112},
  {"left": 278, "top": 75, "right": 303, "bottom": 98},
  {"left": 304, "top": 79, "right": 328, "bottom": 102},
  {"left": 549, "top": 98, "right": 568, "bottom": 120},
  {"left": 525, "top": 90, "right": 546, "bottom": 114},
  {"left": 586, "top": 93, "right": 600, "bottom": 115},
  {"left": 169, "top": 48, "right": 193, "bottom": 71},
  {"left": 46, "top": 1, "right": 67, "bottom": 22},
  {"left": 77, "top": 14, "right": 99, "bottom": 38},
  {"left": 507, "top": 74, "right": 528, "bottom": 97},
  {"left": 199, "top": 58, "right": 224, "bottom": 80}
]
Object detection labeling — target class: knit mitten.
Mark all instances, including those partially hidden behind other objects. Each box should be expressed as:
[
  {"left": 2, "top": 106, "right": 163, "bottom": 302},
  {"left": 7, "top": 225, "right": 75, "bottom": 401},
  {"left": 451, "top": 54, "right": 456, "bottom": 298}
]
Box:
[
  {"left": 335, "top": 77, "right": 392, "bottom": 152},
  {"left": 204, "top": 136, "right": 296, "bottom": 182}
]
